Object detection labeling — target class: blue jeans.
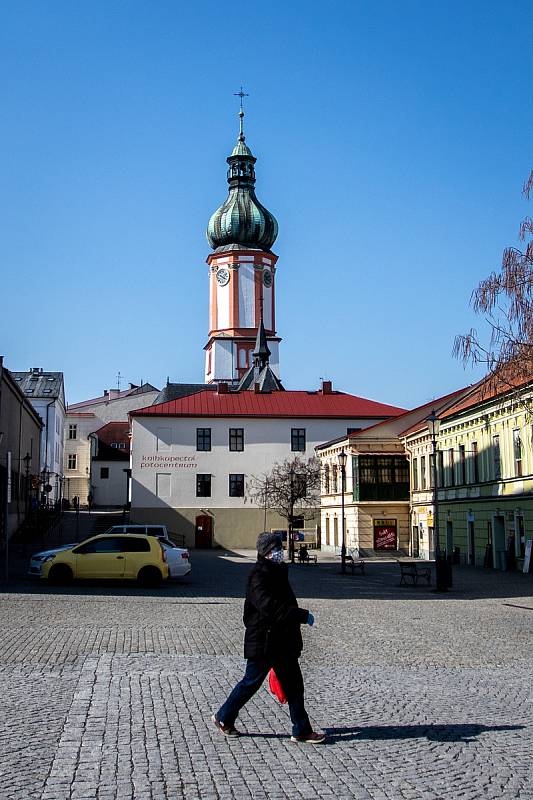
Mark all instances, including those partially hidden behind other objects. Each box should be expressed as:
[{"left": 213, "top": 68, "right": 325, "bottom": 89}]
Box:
[{"left": 217, "top": 657, "right": 312, "bottom": 737}]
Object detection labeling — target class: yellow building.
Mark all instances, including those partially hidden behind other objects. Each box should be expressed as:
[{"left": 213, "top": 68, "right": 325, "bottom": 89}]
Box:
[
  {"left": 402, "top": 373, "right": 533, "bottom": 571},
  {"left": 316, "top": 391, "right": 468, "bottom": 556}
]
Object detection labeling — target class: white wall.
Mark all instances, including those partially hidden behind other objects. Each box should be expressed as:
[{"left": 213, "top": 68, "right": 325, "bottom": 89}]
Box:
[
  {"left": 238, "top": 264, "right": 255, "bottom": 327},
  {"left": 209, "top": 339, "right": 234, "bottom": 382},
  {"left": 92, "top": 460, "right": 129, "bottom": 507},
  {"left": 30, "top": 398, "right": 66, "bottom": 503},
  {"left": 131, "top": 415, "right": 381, "bottom": 511}
]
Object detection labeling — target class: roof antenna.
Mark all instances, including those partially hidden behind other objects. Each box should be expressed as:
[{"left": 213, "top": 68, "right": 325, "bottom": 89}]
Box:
[{"left": 117, "top": 371, "right": 122, "bottom": 391}]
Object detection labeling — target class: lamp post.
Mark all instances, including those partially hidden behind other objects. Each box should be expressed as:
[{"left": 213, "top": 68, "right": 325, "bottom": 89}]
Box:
[
  {"left": 338, "top": 449, "right": 347, "bottom": 574},
  {"left": 426, "top": 410, "right": 447, "bottom": 592}
]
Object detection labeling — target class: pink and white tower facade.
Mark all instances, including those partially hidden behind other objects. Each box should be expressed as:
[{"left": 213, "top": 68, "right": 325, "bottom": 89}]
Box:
[{"left": 204, "top": 103, "right": 281, "bottom": 384}]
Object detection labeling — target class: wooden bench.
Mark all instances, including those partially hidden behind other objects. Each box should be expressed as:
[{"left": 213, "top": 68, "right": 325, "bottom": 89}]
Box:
[
  {"left": 398, "top": 560, "right": 432, "bottom": 586},
  {"left": 343, "top": 554, "right": 365, "bottom": 575}
]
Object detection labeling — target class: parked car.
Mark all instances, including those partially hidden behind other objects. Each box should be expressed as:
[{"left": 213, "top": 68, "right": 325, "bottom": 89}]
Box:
[
  {"left": 28, "top": 544, "right": 78, "bottom": 577},
  {"left": 31, "top": 534, "right": 169, "bottom": 586},
  {"left": 105, "top": 524, "right": 170, "bottom": 540},
  {"left": 159, "top": 539, "right": 191, "bottom": 579}
]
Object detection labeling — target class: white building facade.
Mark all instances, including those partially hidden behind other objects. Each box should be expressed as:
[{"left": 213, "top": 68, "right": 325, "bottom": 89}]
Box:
[
  {"left": 64, "top": 384, "right": 158, "bottom": 506},
  {"left": 130, "top": 385, "right": 405, "bottom": 549},
  {"left": 11, "top": 368, "right": 66, "bottom": 504}
]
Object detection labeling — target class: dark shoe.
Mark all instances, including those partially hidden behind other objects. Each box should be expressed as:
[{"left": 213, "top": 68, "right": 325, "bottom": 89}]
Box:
[
  {"left": 291, "top": 730, "right": 326, "bottom": 744},
  {"left": 211, "top": 714, "right": 240, "bottom": 737}
]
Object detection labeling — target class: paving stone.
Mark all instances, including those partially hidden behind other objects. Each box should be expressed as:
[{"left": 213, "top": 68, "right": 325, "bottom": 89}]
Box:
[{"left": 0, "top": 553, "right": 532, "bottom": 798}]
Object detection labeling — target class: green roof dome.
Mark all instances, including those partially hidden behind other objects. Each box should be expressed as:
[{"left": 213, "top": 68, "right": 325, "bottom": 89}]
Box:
[{"left": 207, "top": 110, "right": 278, "bottom": 252}]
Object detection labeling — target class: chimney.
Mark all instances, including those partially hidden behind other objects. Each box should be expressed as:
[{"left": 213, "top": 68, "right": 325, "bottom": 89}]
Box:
[
  {"left": 108, "top": 389, "right": 120, "bottom": 399},
  {"left": 321, "top": 380, "right": 332, "bottom": 394},
  {"left": 254, "top": 382, "right": 260, "bottom": 393},
  {"left": 103, "top": 389, "right": 109, "bottom": 397},
  {"left": 217, "top": 382, "right": 229, "bottom": 394}
]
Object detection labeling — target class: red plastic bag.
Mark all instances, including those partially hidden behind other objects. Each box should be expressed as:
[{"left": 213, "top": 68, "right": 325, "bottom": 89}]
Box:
[{"left": 268, "top": 668, "right": 287, "bottom": 704}]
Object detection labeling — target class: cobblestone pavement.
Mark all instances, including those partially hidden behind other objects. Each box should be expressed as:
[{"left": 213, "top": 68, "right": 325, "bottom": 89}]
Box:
[{"left": 1, "top": 549, "right": 533, "bottom": 800}]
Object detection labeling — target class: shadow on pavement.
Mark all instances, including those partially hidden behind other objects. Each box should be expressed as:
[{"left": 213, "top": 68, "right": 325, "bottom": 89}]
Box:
[
  {"left": 3, "top": 549, "right": 533, "bottom": 602},
  {"left": 323, "top": 723, "right": 525, "bottom": 744}
]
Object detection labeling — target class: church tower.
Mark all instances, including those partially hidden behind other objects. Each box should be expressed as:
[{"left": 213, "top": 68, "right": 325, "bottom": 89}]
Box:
[{"left": 204, "top": 97, "right": 280, "bottom": 384}]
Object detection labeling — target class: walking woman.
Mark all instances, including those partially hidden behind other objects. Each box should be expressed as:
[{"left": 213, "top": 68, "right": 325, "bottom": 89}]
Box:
[{"left": 212, "top": 532, "right": 325, "bottom": 743}]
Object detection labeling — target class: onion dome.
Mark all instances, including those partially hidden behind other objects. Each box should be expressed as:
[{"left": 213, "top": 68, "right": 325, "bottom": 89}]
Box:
[{"left": 207, "top": 108, "right": 278, "bottom": 252}]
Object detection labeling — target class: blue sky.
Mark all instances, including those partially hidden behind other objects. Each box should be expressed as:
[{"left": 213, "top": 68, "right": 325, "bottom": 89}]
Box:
[{"left": 1, "top": 1, "right": 532, "bottom": 408}]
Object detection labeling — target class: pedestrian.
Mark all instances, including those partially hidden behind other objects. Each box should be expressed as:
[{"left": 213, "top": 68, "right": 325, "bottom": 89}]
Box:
[{"left": 212, "top": 532, "right": 325, "bottom": 743}]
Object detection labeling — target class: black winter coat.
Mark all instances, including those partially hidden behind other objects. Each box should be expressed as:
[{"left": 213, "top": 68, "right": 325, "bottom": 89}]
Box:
[{"left": 243, "top": 557, "right": 309, "bottom": 660}]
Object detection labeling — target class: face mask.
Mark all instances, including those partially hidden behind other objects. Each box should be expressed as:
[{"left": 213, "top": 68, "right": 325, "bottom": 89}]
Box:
[{"left": 268, "top": 548, "right": 285, "bottom": 564}]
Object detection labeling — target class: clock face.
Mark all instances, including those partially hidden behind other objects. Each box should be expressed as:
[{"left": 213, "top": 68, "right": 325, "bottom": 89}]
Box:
[
  {"left": 216, "top": 268, "right": 230, "bottom": 287},
  {"left": 263, "top": 270, "right": 272, "bottom": 288}
]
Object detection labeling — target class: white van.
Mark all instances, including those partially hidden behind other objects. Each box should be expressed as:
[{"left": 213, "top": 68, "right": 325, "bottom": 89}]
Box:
[{"left": 105, "top": 524, "right": 170, "bottom": 540}]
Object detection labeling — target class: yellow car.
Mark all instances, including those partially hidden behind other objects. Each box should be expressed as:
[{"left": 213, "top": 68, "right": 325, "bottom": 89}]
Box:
[{"left": 40, "top": 534, "right": 169, "bottom": 587}]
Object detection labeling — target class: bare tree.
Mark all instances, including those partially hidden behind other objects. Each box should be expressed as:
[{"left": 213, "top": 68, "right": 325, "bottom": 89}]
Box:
[
  {"left": 454, "top": 170, "right": 533, "bottom": 396},
  {"left": 248, "top": 457, "right": 321, "bottom": 561}
]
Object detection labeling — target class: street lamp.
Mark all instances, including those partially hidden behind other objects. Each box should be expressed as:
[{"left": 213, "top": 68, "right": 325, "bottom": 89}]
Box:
[
  {"left": 338, "top": 449, "right": 347, "bottom": 574},
  {"left": 426, "top": 410, "right": 447, "bottom": 592}
]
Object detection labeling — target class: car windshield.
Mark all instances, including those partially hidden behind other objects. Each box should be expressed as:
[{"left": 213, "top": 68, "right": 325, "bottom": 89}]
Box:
[{"left": 160, "top": 540, "right": 176, "bottom": 549}]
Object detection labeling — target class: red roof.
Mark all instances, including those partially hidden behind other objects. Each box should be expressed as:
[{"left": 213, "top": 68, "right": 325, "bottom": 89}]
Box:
[
  {"left": 397, "top": 387, "right": 472, "bottom": 437},
  {"left": 440, "top": 365, "right": 533, "bottom": 420},
  {"left": 130, "top": 390, "right": 406, "bottom": 419},
  {"left": 94, "top": 421, "right": 130, "bottom": 444}
]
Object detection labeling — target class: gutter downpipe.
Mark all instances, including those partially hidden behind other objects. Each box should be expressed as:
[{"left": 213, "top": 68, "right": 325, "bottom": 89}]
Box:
[
  {"left": 404, "top": 440, "right": 414, "bottom": 558},
  {"left": 44, "top": 400, "right": 55, "bottom": 504}
]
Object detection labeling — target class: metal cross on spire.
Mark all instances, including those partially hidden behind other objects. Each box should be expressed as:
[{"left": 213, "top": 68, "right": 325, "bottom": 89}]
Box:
[
  {"left": 234, "top": 85, "right": 249, "bottom": 110},
  {"left": 234, "top": 86, "right": 249, "bottom": 139}
]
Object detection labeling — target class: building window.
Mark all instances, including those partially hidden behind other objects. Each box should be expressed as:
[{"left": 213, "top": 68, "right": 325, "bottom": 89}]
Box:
[
  {"left": 353, "top": 456, "right": 409, "bottom": 502},
  {"left": 68, "top": 424, "right": 77, "bottom": 440},
  {"left": 471, "top": 441, "right": 479, "bottom": 483},
  {"left": 100, "top": 467, "right": 109, "bottom": 479},
  {"left": 448, "top": 449, "right": 455, "bottom": 486},
  {"left": 156, "top": 473, "right": 171, "bottom": 498},
  {"left": 325, "top": 516, "right": 330, "bottom": 546},
  {"left": 118, "top": 443, "right": 126, "bottom": 449},
  {"left": 197, "top": 428, "right": 212, "bottom": 451},
  {"left": 459, "top": 444, "right": 466, "bottom": 485},
  {"left": 324, "top": 464, "right": 330, "bottom": 493},
  {"left": 229, "top": 428, "right": 244, "bottom": 451},
  {"left": 493, "top": 434, "right": 501, "bottom": 479},
  {"left": 67, "top": 454, "right": 77, "bottom": 470},
  {"left": 196, "top": 474, "right": 211, "bottom": 497},
  {"left": 229, "top": 474, "right": 244, "bottom": 497},
  {"left": 412, "top": 458, "right": 418, "bottom": 491},
  {"left": 513, "top": 429, "right": 522, "bottom": 477},
  {"left": 420, "top": 456, "right": 426, "bottom": 490},
  {"left": 331, "top": 465, "right": 338, "bottom": 493},
  {"left": 437, "top": 450, "right": 444, "bottom": 487},
  {"left": 429, "top": 453, "right": 435, "bottom": 488},
  {"left": 111, "top": 443, "right": 118, "bottom": 448},
  {"left": 291, "top": 428, "right": 306, "bottom": 452}
]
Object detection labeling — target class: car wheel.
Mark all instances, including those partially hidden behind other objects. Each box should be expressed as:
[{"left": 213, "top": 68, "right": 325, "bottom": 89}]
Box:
[
  {"left": 137, "top": 566, "right": 162, "bottom": 588},
  {"left": 48, "top": 564, "right": 73, "bottom": 585}
]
